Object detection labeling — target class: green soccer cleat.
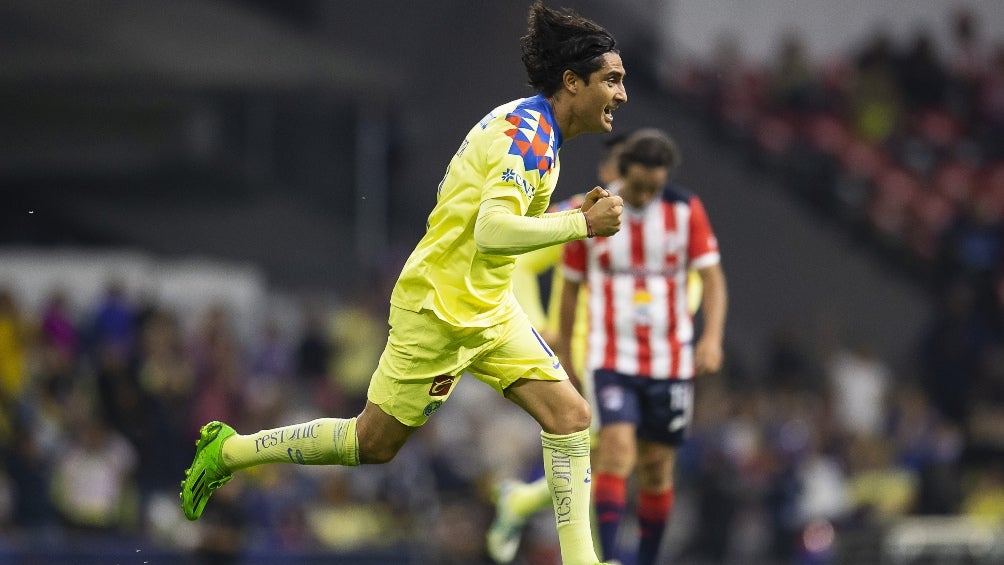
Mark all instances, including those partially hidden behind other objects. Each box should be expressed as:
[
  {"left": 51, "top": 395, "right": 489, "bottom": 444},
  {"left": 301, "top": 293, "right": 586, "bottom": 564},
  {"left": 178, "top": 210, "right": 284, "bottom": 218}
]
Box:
[
  {"left": 179, "top": 421, "right": 236, "bottom": 520},
  {"left": 486, "top": 479, "right": 529, "bottom": 564}
]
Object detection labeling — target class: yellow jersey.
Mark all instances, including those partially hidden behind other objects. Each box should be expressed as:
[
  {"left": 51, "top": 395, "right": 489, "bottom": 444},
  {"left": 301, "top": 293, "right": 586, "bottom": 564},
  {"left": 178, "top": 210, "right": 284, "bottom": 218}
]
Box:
[{"left": 391, "top": 94, "right": 587, "bottom": 327}]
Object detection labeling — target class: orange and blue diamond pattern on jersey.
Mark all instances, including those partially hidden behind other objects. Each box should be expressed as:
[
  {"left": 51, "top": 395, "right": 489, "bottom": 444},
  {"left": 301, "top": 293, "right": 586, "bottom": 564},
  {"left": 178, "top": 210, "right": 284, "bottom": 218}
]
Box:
[{"left": 504, "top": 108, "right": 556, "bottom": 177}]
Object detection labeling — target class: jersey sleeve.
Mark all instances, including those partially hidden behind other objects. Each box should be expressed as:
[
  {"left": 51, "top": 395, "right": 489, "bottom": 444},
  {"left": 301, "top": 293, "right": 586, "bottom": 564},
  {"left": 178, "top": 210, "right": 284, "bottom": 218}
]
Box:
[
  {"left": 474, "top": 200, "right": 586, "bottom": 255},
  {"left": 481, "top": 128, "right": 538, "bottom": 215},
  {"left": 480, "top": 107, "right": 558, "bottom": 216},
  {"left": 687, "top": 195, "right": 721, "bottom": 269}
]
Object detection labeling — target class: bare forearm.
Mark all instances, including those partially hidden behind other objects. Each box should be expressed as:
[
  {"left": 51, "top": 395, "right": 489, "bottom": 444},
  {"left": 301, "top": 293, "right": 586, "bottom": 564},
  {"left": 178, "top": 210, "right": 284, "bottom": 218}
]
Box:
[{"left": 698, "top": 264, "right": 727, "bottom": 344}]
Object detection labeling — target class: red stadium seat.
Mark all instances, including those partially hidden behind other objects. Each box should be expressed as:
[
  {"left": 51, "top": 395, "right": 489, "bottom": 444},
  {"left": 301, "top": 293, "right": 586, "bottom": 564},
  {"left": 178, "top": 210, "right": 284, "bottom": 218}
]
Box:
[
  {"left": 915, "top": 110, "right": 963, "bottom": 148},
  {"left": 932, "top": 160, "right": 978, "bottom": 203},
  {"left": 908, "top": 190, "right": 957, "bottom": 259},
  {"left": 867, "top": 167, "right": 922, "bottom": 241},
  {"left": 807, "top": 114, "right": 851, "bottom": 155},
  {"left": 841, "top": 139, "right": 888, "bottom": 181}
]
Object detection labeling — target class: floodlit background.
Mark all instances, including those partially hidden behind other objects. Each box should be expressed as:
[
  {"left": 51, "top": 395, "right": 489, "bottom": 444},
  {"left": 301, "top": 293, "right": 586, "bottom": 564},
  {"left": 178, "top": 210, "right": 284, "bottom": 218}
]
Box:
[{"left": 1, "top": 1, "right": 1003, "bottom": 563}]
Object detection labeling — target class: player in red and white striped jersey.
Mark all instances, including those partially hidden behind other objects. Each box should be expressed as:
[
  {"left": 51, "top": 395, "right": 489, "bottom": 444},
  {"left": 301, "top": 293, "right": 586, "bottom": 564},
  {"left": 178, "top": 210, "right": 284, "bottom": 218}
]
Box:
[{"left": 558, "top": 129, "right": 728, "bottom": 565}]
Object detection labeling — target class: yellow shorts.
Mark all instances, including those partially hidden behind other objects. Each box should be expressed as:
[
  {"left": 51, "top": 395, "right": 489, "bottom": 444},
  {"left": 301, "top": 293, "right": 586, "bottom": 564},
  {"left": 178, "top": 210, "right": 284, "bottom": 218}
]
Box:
[{"left": 367, "top": 305, "right": 567, "bottom": 427}]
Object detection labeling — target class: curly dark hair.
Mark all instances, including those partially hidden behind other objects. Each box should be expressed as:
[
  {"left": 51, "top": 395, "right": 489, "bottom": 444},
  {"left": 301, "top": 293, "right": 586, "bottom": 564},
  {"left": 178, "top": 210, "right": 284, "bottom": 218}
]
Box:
[
  {"left": 520, "top": 1, "right": 618, "bottom": 97},
  {"left": 617, "top": 129, "right": 681, "bottom": 175}
]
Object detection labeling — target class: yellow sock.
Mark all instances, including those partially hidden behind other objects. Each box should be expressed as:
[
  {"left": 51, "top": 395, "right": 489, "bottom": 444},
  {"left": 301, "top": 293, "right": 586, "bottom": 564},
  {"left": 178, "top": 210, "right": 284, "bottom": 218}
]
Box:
[
  {"left": 542, "top": 429, "right": 599, "bottom": 565},
  {"left": 221, "top": 417, "right": 359, "bottom": 471},
  {"left": 507, "top": 476, "right": 554, "bottom": 519}
]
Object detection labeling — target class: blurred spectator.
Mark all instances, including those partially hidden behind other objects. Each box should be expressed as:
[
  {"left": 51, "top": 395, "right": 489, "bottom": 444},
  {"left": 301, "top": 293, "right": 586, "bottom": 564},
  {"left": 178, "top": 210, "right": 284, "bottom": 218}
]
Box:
[
  {"left": 979, "top": 43, "right": 1004, "bottom": 159},
  {"left": 2, "top": 415, "right": 55, "bottom": 530},
  {"left": 962, "top": 464, "right": 1004, "bottom": 524},
  {"left": 684, "top": 376, "right": 749, "bottom": 562},
  {"left": 95, "top": 340, "right": 147, "bottom": 453},
  {"left": 826, "top": 338, "right": 891, "bottom": 439},
  {"left": 793, "top": 431, "right": 850, "bottom": 540},
  {"left": 763, "top": 389, "right": 829, "bottom": 562},
  {"left": 236, "top": 464, "right": 316, "bottom": 552},
  {"left": 40, "top": 289, "right": 79, "bottom": 362},
  {"left": 35, "top": 314, "right": 79, "bottom": 407},
  {"left": 947, "top": 7, "right": 985, "bottom": 122},
  {"left": 967, "top": 343, "right": 1004, "bottom": 454},
  {"left": 896, "top": 28, "right": 950, "bottom": 112},
  {"left": 188, "top": 304, "right": 246, "bottom": 434},
  {"left": 705, "top": 33, "right": 766, "bottom": 142},
  {"left": 328, "top": 301, "right": 385, "bottom": 409},
  {"left": 49, "top": 410, "right": 139, "bottom": 533},
  {"left": 135, "top": 307, "right": 197, "bottom": 491},
  {"left": 138, "top": 307, "right": 195, "bottom": 405},
  {"left": 295, "top": 310, "right": 332, "bottom": 383},
  {"left": 194, "top": 475, "right": 248, "bottom": 565},
  {"left": 888, "top": 381, "right": 964, "bottom": 514},
  {"left": 0, "top": 288, "right": 28, "bottom": 405},
  {"left": 939, "top": 197, "right": 1003, "bottom": 295},
  {"left": 850, "top": 31, "right": 903, "bottom": 144},
  {"left": 845, "top": 436, "right": 917, "bottom": 524},
  {"left": 432, "top": 497, "right": 493, "bottom": 565},
  {"left": 0, "top": 465, "right": 10, "bottom": 529},
  {"left": 920, "top": 280, "right": 992, "bottom": 424},
  {"left": 765, "top": 322, "right": 821, "bottom": 392},
  {"left": 303, "top": 471, "right": 401, "bottom": 551},
  {"left": 249, "top": 318, "right": 293, "bottom": 382},
  {"left": 769, "top": 32, "right": 819, "bottom": 112},
  {"left": 88, "top": 281, "right": 136, "bottom": 355}
]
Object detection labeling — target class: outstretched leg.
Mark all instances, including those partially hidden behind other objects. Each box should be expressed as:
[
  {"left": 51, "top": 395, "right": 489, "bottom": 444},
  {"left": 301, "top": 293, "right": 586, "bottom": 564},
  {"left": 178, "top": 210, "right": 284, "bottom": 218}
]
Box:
[{"left": 180, "top": 400, "right": 415, "bottom": 520}]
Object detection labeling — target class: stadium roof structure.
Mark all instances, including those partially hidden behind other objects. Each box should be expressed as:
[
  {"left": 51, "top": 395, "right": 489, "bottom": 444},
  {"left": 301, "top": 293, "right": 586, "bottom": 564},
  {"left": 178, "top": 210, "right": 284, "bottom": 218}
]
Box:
[{"left": 0, "top": 0, "right": 399, "bottom": 93}]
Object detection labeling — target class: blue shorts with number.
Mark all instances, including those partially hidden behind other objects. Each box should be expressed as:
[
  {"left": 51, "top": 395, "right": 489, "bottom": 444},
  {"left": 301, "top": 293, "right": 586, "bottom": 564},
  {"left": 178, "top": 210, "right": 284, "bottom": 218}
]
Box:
[{"left": 591, "top": 369, "right": 694, "bottom": 446}]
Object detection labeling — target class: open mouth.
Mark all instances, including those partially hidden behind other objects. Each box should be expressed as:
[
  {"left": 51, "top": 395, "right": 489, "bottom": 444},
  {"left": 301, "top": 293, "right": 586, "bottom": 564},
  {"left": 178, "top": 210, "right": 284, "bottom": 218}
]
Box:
[{"left": 604, "top": 106, "right": 616, "bottom": 121}]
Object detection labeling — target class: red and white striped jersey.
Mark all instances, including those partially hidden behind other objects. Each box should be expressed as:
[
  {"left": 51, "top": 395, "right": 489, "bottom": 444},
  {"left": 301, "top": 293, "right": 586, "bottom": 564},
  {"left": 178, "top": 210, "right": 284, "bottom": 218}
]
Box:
[{"left": 563, "top": 186, "right": 719, "bottom": 379}]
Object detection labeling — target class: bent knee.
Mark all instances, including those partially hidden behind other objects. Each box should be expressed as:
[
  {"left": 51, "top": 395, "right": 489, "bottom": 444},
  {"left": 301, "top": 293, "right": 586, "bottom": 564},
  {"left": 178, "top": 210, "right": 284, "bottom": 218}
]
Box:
[
  {"left": 358, "top": 441, "right": 401, "bottom": 465},
  {"left": 568, "top": 397, "right": 593, "bottom": 431},
  {"left": 542, "top": 395, "right": 592, "bottom": 435},
  {"left": 356, "top": 428, "right": 408, "bottom": 465}
]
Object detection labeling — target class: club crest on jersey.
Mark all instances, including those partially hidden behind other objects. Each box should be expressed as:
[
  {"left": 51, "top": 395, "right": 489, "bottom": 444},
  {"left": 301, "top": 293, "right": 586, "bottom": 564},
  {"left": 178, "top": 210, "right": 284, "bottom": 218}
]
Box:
[{"left": 502, "top": 168, "right": 535, "bottom": 199}]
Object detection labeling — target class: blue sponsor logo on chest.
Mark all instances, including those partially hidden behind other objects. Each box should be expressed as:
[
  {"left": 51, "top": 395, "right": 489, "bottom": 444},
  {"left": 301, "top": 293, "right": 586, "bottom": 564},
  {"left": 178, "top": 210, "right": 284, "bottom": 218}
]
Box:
[{"left": 502, "top": 168, "right": 535, "bottom": 199}]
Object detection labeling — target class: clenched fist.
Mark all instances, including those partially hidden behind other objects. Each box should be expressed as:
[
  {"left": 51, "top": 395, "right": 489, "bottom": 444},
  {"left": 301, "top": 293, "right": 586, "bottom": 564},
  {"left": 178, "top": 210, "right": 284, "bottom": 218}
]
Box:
[{"left": 581, "top": 186, "right": 623, "bottom": 237}]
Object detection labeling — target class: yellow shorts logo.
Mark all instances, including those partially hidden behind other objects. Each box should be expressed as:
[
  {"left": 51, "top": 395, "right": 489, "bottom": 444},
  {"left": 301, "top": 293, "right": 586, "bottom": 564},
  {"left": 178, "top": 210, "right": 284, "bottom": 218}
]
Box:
[{"left": 423, "top": 400, "right": 444, "bottom": 417}]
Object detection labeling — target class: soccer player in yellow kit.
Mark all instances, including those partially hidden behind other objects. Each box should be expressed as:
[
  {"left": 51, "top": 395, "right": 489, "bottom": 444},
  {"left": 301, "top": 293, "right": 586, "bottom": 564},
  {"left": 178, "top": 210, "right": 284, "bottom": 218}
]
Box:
[
  {"left": 487, "top": 136, "right": 621, "bottom": 564},
  {"left": 180, "top": 3, "right": 627, "bottom": 564}
]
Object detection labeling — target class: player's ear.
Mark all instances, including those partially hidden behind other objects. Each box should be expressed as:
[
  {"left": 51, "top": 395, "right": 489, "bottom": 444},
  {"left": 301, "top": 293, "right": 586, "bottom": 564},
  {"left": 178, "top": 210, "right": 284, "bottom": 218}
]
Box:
[{"left": 562, "top": 70, "right": 580, "bottom": 94}]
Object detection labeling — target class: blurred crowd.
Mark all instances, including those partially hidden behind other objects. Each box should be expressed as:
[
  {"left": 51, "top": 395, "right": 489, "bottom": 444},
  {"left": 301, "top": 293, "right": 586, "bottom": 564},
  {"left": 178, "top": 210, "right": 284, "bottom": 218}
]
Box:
[
  {"left": 2, "top": 273, "right": 1002, "bottom": 564},
  {"left": 669, "top": 323, "right": 1003, "bottom": 563},
  {"left": 672, "top": 7, "right": 1004, "bottom": 300},
  {"left": 664, "top": 6, "right": 1004, "bottom": 563}
]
